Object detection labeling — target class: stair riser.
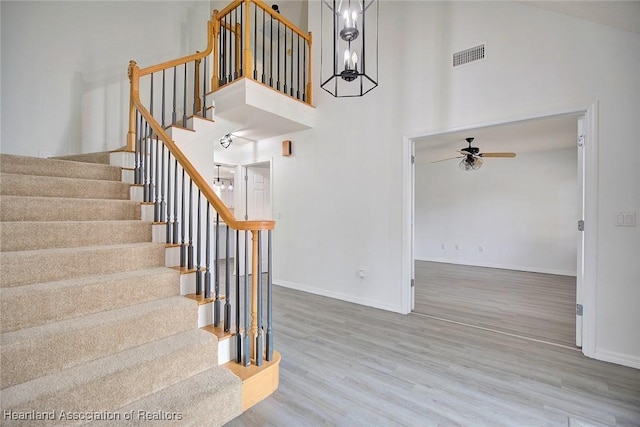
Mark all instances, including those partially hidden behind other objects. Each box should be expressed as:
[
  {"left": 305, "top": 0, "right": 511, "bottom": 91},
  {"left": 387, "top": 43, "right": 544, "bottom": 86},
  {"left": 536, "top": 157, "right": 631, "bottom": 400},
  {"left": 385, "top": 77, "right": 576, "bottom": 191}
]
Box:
[
  {"left": 1, "top": 174, "right": 131, "bottom": 200},
  {"left": 0, "top": 196, "right": 141, "bottom": 222},
  {"left": 0, "top": 221, "right": 152, "bottom": 252},
  {"left": 1, "top": 268, "right": 180, "bottom": 333},
  {"left": 1, "top": 332, "right": 221, "bottom": 423},
  {"left": 1, "top": 297, "right": 197, "bottom": 388},
  {"left": 0, "top": 154, "right": 121, "bottom": 181},
  {"left": 0, "top": 244, "right": 166, "bottom": 288}
]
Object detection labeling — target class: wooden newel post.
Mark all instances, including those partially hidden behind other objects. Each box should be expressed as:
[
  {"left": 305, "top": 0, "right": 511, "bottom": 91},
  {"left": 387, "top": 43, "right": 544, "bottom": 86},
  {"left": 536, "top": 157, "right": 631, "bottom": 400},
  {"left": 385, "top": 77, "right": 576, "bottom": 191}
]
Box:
[
  {"left": 127, "top": 60, "right": 139, "bottom": 152},
  {"left": 244, "top": 0, "right": 252, "bottom": 80},
  {"left": 194, "top": 54, "right": 202, "bottom": 114},
  {"left": 212, "top": 10, "right": 220, "bottom": 91},
  {"left": 306, "top": 32, "right": 313, "bottom": 106},
  {"left": 250, "top": 229, "right": 260, "bottom": 361}
]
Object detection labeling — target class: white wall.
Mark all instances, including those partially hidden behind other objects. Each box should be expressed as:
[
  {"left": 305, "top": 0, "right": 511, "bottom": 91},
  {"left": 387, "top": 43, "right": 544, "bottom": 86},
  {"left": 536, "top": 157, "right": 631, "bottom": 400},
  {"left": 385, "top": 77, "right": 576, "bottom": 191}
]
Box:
[
  {"left": 241, "top": 1, "right": 640, "bottom": 367},
  {"left": 415, "top": 147, "right": 577, "bottom": 276},
  {"left": 1, "top": 1, "right": 210, "bottom": 157}
]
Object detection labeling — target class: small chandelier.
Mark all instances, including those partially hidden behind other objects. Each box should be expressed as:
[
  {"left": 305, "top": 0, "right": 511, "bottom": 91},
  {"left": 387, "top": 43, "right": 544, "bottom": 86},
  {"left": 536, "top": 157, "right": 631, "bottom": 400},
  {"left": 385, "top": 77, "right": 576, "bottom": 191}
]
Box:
[
  {"left": 219, "top": 133, "right": 233, "bottom": 149},
  {"left": 321, "top": 0, "right": 378, "bottom": 97}
]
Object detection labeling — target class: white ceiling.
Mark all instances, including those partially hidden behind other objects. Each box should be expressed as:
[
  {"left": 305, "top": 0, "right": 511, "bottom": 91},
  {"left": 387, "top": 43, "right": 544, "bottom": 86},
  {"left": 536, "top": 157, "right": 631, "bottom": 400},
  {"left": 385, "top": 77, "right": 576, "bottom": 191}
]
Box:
[{"left": 414, "top": 113, "right": 580, "bottom": 164}]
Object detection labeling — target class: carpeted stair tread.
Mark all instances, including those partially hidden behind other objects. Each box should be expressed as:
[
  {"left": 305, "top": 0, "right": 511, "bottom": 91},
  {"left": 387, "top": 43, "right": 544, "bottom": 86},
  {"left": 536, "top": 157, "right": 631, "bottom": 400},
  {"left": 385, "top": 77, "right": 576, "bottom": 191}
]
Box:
[
  {"left": 0, "top": 220, "right": 152, "bottom": 252},
  {"left": 1, "top": 329, "right": 220, "bottom": 421},
  {"left": 1, "top": 296, "right": 197, "bottom": 388},
  {"left": 0, "top": 173, "right": 131, "bottom": 200},
  {"left": 50, "top": 151, "right": 112, "bottom": 164},
  {"left": 0, "top": 152, "right": 245, "bottom": 424},
  {"left": 0, "top": 195, "right": 141, "bottom": 221},
  {"left": 1, "top": 267, "right": 180, "bottom": 333},
  {"left": 0, "top": 242, "right": 166, "bottom": 288},
  {"left": 93, "top": 366, "right": 242, "bottom": 426},
  {"left": 0, "top": 154, "right": 121, "bottom": 181}
]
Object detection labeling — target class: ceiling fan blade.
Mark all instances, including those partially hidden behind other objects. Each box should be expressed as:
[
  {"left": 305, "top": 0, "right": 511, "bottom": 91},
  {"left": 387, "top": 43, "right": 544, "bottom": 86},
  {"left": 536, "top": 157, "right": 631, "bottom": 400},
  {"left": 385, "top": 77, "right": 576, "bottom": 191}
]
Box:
[
  {"left": 430, "top": 156, "right": 463, "bottom": 163},
  {"left": 478, "top": 152, "right": 516, "bottom": 158}
]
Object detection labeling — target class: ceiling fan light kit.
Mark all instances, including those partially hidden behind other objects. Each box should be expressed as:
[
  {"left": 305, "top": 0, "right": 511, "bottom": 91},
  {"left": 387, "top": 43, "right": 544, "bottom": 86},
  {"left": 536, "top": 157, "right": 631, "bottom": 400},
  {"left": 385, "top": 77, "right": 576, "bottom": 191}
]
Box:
[{"left": 434, "top": 137, "right": 516, "bottom": 171}]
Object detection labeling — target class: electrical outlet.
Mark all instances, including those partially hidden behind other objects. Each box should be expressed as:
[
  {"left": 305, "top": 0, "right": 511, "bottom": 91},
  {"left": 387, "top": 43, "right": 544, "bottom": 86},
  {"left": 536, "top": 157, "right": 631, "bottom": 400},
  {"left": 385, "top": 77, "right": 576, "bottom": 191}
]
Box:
[
  {"left": 455, "top": 244, "right": 460, "bottom": 251},
  {"left": 441, "top": 243, "right": 446, "bottom": 250},
  {"left": 479, "top": 245, "right": 484, "bottom": 253},
  {"left": 357, "top": 269, "right": 365, "bottom": 279}
]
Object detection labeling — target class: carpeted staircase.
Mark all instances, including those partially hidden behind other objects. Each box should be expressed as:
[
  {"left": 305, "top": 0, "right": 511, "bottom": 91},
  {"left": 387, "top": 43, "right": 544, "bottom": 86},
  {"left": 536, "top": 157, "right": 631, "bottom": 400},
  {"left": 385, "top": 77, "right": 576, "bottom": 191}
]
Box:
[{"left": 0, "top": 153, "right": 242, "bottom": 425}]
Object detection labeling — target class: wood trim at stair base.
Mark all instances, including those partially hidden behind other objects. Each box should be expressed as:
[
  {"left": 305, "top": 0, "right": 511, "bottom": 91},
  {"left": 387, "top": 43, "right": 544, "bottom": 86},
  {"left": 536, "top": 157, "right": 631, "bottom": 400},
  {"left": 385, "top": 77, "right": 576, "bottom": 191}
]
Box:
[{"left": 224, "top": 351, "right": 280, "bottom": 412}]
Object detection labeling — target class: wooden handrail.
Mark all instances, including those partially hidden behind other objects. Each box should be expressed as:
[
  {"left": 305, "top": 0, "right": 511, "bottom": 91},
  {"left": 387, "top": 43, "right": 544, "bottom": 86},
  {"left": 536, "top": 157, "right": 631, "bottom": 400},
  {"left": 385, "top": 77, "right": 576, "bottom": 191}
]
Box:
[
  {"left": 217, "top": 0, "right": 244, "bottom": 18},
  {"left": 138, "top": 19, "right": 215, "bottom": 77},
  {"left": 218, "top": 0, "right": 311, "bottom": 42},
  {"left": 128, "top": 61, "right": 274, "bottom": 232},
  {"left": 255, "top": 0, "right": 310, "bottom": 42}
]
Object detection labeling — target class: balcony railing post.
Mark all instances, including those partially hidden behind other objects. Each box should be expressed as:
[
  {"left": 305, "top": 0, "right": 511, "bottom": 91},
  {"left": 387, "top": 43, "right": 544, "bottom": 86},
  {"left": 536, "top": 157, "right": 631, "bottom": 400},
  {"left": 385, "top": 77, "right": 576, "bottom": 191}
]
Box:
[
  {"left": 224, "top": 224, "right": 231, "bottom": 332},
  {"left": 243, "top": 230, "right": 250, "bottom": 367},
  {"left": 154, "top": 137, "right": 160, "bottom": 222},
  {"left": 196, "top": 189, "right": 203, "bottom": 296},
  {"left": 212, "top": 10, "right": 220, "bottom": 91},
  {"left": 180, "top": 169, "right": 186, "bottom": 267},
  {"left": 194, "top": 55, "right": 202, "bottom": 116},
  {"left": 250, "top": 229, "right": 259, "bottom": 362},
  {"left": 307, "top": 32, "right": 313, "bottom": 106},
  {"left": 266, "top": 230, "right": 273, "bottom": 361},
  {"left": 243, "top": 0, "right": 252, "bottom": 83},
  {"left": 255, "top": 230, "right": 264, "bottom": 367},
  {"left": 235, "top": 229, "right": 242, "bottom": 363},
  {"left": 235, "top": 22, "right": 242, "bottom": 79},
  {"left": 205, "top": 202, "right": 212, "bottom": 299},
  {"left": 166, "top": 152, "right": 173, "bottom": 244},
  {"left": 214, "top": 212, "right": 220, "bottom": 325},
  {"left": 127, "top": 61, "right": 139, "bottom": 151}
]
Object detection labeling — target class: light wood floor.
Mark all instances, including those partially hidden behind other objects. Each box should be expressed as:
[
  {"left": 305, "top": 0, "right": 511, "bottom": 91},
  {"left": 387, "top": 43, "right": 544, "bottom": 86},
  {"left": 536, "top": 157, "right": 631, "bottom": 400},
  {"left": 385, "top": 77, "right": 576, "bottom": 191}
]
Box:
[
  {"left": 414, "top": 261, "right": 577, "bottom": 348},
  {"left": 226, "top": 285, "right": 640, "bottom": 427}
]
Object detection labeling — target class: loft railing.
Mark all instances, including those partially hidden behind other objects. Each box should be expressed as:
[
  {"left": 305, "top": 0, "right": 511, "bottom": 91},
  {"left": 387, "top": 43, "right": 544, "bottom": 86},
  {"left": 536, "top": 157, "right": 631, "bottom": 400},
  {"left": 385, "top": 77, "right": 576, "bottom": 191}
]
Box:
[
  {"left": 126, "top": 12, "right": 276, "bottom": 366},
  {"left": 213, "top": 0, "right": 313, "bottom": 105},
  {"left": 126, "top": 2, "right": 312, "bottom": 144}
]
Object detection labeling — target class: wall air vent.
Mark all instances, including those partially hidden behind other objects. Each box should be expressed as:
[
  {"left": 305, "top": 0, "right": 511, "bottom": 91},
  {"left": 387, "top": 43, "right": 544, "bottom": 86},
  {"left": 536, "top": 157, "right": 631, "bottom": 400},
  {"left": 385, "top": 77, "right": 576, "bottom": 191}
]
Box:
[{"left": 453, "top": 44, "right": 485, "bottom": 67}]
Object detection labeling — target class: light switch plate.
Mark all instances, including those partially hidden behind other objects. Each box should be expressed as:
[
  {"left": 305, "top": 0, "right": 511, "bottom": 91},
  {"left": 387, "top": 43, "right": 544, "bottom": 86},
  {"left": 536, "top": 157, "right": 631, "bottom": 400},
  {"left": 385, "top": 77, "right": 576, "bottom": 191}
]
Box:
[{"left": 615, "top": 211, "right": 637, "bottom": 227}]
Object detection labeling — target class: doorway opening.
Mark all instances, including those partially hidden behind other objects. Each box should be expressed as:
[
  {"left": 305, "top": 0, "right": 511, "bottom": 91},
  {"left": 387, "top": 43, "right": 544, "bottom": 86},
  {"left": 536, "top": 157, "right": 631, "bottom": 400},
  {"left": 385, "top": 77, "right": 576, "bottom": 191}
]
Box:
[{"left": 402, "top": 105, "right": 598, "bottom": 354}]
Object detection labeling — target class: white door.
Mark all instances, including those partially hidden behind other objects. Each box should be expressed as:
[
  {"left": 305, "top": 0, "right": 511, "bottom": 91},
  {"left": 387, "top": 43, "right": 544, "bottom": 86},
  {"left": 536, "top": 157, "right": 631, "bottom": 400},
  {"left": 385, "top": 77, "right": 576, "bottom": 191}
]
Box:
[
  {"left": 245, "top": 163, "right": 271, "bottom": 273},
  {"left": 246, "top": 165, "right": 271, "bottom": 221},
  {"left": 576, "top": 115, "right": 586, "bottom": 348}
]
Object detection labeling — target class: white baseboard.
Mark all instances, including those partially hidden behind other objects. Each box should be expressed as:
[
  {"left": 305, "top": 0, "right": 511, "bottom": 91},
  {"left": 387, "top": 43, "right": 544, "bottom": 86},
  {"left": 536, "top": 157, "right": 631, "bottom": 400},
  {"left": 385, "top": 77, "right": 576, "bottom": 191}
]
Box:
[
  {"left": 273, "top": 280, "right": 404, "bottom": 314},
  {"left": 593, "top": 348, "right": 640, "bottom": 370},
  {"left": 415, "top": 257, "right": 576, "bottom": 277}
]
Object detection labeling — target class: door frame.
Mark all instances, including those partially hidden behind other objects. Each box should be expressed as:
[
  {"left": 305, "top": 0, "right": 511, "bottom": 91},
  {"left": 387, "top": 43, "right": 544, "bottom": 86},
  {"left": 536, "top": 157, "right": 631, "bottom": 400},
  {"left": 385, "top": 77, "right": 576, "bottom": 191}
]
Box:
[{"left": 401, "top": 103, "right": 599, "bottom": 356}]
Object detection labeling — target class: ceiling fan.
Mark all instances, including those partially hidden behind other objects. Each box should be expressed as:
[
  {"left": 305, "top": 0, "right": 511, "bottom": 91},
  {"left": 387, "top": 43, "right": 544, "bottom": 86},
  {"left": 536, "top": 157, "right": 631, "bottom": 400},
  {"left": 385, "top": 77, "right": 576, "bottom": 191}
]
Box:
[{"left": 432, "top": 137, "right": 516, "bottom": 171}]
